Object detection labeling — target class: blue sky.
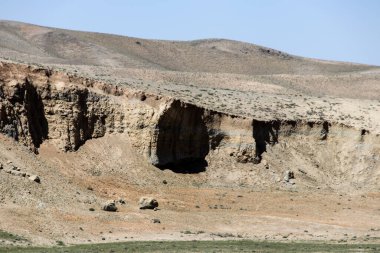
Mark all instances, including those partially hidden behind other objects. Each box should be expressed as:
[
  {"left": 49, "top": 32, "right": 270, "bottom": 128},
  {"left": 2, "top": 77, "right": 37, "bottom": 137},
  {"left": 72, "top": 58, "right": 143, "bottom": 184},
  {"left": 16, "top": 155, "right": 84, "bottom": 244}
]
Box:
[{"left": 1, "top": 0, "right": 379, "bottom": 65}]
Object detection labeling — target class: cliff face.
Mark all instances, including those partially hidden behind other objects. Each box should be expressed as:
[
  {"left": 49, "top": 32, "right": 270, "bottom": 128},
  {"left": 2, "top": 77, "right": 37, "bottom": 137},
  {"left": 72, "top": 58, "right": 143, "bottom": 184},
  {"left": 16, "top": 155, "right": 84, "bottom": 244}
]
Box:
[
  {"left": 0, "top": 62, "right": 379, "bottom": 187},
  {"left": 0, "top": 63, "right": 124, "bottom": 152},
  {"left": 0, "top": 78, "right": 48, "bottom": 152}
]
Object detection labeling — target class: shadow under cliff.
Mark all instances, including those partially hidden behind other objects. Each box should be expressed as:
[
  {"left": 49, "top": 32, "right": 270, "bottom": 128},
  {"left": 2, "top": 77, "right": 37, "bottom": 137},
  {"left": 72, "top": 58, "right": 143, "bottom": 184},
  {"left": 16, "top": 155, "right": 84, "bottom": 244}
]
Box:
[
  {"left": 252, "top": 120, "right": 280, "bottom": 161},
  {"left": 152, "top": 100, "right": 209, "bottom": 173},
  {"left": 24, "top": 80, "right": 49, "bottom": 149},
  {"left": 157, "top": 159, "right": 208, "bottom": 174}
]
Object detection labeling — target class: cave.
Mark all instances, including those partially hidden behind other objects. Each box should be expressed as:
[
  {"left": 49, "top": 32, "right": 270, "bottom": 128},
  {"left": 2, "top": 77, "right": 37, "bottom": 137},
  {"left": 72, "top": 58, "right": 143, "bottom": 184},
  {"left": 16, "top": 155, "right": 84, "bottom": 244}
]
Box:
[
  {"left": 24, "top": 81, "right": 49, "bottom": 149},
  {"left": 152, "top": 100, "right": 209, "bottom": 173},
  {"left": 252, "top": 120, "right": 280, "bottom": 161}
]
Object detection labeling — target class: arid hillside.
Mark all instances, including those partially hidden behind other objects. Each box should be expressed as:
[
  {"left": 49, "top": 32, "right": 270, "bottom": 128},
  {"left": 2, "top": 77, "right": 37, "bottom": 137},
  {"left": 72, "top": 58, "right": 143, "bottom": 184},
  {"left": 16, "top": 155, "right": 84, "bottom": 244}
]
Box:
[
  {"left": 0, "top": 21, "right": 379, "bottom": 247},
  {"left": 1, "top": 20, "right": 380, "bottom": 101}
]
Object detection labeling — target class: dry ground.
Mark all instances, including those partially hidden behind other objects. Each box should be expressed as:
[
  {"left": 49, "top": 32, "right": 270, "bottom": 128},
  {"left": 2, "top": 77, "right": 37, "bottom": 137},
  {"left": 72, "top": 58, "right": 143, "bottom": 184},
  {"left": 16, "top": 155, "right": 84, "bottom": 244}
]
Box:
[{"left": 0, "top": 134, "right": 379, "bottom": 246}]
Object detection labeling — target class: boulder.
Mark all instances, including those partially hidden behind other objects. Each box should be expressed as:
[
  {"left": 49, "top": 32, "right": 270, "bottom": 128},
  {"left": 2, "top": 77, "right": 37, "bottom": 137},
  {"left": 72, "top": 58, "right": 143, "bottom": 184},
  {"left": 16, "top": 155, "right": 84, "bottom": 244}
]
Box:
[
  {"left": 139, "top": 197, "right": 159, "bottom": 210},
  {"left": 29, "top": 175, "right": 41, "bottom": 183},
  {"left": 152, "top": 218, "right": 161, "bottom": 224},
  {"left": 102, "top": 201, "right": 117, "bottom": 212},
  {"left": 284, "top": 170, "right": 294, "bottom": 182}
]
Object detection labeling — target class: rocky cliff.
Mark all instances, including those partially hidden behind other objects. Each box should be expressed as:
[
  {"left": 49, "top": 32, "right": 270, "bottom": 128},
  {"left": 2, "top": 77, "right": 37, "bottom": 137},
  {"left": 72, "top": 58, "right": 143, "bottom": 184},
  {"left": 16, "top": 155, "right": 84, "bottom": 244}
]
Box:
[
  {"left": 0, "top": 62, "right": 379, "bottom": 188},
  {"left": 0, "top": 63, "right": 125, "bottom": 153}
]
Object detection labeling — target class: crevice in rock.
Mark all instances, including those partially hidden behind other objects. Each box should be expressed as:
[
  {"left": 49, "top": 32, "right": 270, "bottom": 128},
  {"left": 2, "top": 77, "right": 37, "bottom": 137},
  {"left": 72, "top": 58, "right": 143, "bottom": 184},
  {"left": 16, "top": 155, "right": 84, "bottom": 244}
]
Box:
[
  {"left": 24, "top": 79, "right": 49, "bottom": 150},
  {"left": 252, "top": 120, "right": 280, "bottom": 162},
  {"left": 64, "top": 89, "right": 109, "bottom": 151},
  {"left": 320, "top": 121, "right": 329, "bottom": 140}
]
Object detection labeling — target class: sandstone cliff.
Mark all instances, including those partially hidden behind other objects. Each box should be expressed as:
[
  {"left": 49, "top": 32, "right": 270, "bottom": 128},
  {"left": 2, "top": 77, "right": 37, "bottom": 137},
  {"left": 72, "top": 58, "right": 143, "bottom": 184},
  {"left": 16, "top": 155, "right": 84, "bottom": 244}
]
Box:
[{"left": 0, "top": 62, "right": 379, "bottom": 188}]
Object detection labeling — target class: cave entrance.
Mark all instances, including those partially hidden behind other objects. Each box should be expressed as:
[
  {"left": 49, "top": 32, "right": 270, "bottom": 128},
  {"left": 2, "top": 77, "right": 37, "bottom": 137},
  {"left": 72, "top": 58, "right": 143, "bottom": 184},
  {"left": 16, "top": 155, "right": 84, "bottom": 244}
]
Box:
[{"left": 153, "top": 101, "right": 209, "bottom": 173}]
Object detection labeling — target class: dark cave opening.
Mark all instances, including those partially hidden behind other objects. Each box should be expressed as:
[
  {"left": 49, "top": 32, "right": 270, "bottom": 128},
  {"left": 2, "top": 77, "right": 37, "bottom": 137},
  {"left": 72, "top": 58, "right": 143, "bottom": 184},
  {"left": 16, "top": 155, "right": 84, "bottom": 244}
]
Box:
[
  {"left": 252, "top": 120, "right": 280, "bottom": 162},
  {"left": 153, "top": 101, "right": 209, "bottom": 173}
]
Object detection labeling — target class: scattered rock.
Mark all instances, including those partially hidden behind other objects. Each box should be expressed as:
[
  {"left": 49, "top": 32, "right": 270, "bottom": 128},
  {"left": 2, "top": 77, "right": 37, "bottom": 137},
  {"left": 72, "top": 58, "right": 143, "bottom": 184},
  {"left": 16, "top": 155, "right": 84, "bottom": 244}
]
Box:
[
  {"left": 162, "top": 180, "right": 167, "bottom": 184},
  {"left": 10, "top": 165, "right": 18, "bottom": 170},
  {"left": 284, "top": 170, "right": 294, "bottom": 182},
  {"left": 236, "top": 144, "right": 256, "bottom": 163},
  {"left": 102, "top": 201, "right": 117, "bottom": 212},
  {"left": 139, "top": 197, "right": 159, "bottom": 210},
  {"left": 89, "top": 208, "right": 95, "bottom": 211},
  {"left": 118, "top": 198, "right": 126, "bottom": 205},
  {"left": 28, "top": 175, "right": 40, "bottom": 183},
  {"left": 152, "top": 218, "right": 161, "bottom": 224},
  {"left": 139, "top": 93, "right": 147, "bottom": 101},
  {"left": 298, "top": 168, "right": 307, "bottom": 174}
]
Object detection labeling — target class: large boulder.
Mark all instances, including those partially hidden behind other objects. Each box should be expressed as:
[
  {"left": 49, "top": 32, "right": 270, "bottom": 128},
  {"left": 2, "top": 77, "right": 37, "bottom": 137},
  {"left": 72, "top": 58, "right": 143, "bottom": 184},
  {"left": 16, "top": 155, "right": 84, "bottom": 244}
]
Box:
[
  {"left": 102, "top": 201, "right": 117, "bottom": 212},
  {"left": 29, "top": 175, "right": 41, "bottom": 183},
  {"left": 138, "top": 197, "right": 159, "bottom": 210}
]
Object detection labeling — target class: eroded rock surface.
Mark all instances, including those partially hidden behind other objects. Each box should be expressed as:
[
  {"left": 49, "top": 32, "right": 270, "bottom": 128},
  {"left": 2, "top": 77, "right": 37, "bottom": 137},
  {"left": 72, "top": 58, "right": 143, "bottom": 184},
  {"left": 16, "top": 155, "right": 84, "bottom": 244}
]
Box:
[
  {"left": 0, "top": 63, "right": 124, "bottom": 152},
  {"left": 0, "top": 62, "right": 379, "bottom": 190}
]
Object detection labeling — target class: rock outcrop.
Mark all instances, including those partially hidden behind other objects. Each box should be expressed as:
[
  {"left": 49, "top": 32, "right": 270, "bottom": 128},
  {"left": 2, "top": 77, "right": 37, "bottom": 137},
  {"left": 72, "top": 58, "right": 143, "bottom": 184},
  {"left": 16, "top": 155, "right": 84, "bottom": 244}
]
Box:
[
  {"left": 0, "top": 63, "right": 124, "bottom": 152},
  {"left": 0, "top": 62, "right": 379, "bottom": 190}
]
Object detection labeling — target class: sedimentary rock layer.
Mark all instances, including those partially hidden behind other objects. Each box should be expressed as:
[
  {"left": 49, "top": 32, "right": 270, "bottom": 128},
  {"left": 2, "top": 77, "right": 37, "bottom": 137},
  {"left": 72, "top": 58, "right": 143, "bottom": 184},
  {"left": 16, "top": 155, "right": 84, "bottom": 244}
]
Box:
[{"left": 0, "top": 62, "right": 379, "bottom": 182}]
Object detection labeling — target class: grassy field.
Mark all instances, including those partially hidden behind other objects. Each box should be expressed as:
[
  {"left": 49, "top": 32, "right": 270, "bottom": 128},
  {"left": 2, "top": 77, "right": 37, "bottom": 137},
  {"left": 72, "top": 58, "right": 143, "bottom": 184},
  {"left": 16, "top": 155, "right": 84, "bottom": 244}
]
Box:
[{"left": 0, "top": 240, "right": 379, "bottom": 253}]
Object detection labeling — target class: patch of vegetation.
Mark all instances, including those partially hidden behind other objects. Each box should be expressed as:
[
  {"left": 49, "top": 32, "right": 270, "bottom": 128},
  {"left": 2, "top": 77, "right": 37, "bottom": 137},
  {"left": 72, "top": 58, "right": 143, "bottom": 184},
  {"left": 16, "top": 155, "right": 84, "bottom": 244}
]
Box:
[
  {"left": 0, "top": 230, "right": 26, "bottom": 242},
  {"left": 55, "top": 241, "right": 65, "bottom": 246},
  {"left": 0, "top": 240, "right": 379, "bottom": 253}
]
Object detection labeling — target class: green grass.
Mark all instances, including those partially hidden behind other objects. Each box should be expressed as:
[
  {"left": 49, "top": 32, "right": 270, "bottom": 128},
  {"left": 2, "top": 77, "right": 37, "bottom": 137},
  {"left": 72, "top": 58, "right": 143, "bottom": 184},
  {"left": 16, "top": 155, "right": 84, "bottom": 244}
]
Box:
[
  {"left": 0, "top": 230, "right": 27, "bottom": 242},
  {"left": 0, "top": 240, "right": 379, "bottom": 253}
]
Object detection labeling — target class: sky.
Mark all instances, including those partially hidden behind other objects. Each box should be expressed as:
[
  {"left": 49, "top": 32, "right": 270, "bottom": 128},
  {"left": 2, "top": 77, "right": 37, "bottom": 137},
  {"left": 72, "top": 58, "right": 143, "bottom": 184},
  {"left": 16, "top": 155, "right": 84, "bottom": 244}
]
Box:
[{"left": 1, "top": 0, "right": 379, "bottom": 65}]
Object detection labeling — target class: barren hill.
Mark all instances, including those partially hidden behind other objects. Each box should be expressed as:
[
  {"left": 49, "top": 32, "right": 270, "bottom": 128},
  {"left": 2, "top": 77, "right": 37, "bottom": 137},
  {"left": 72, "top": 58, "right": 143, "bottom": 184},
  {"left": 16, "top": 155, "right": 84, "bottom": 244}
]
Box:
[
  {"left": 0, "top": 20, "right": 374, "bottom": 73},
  {"left": 0, "top": 21, "right": 379, "bottom": 247}
]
